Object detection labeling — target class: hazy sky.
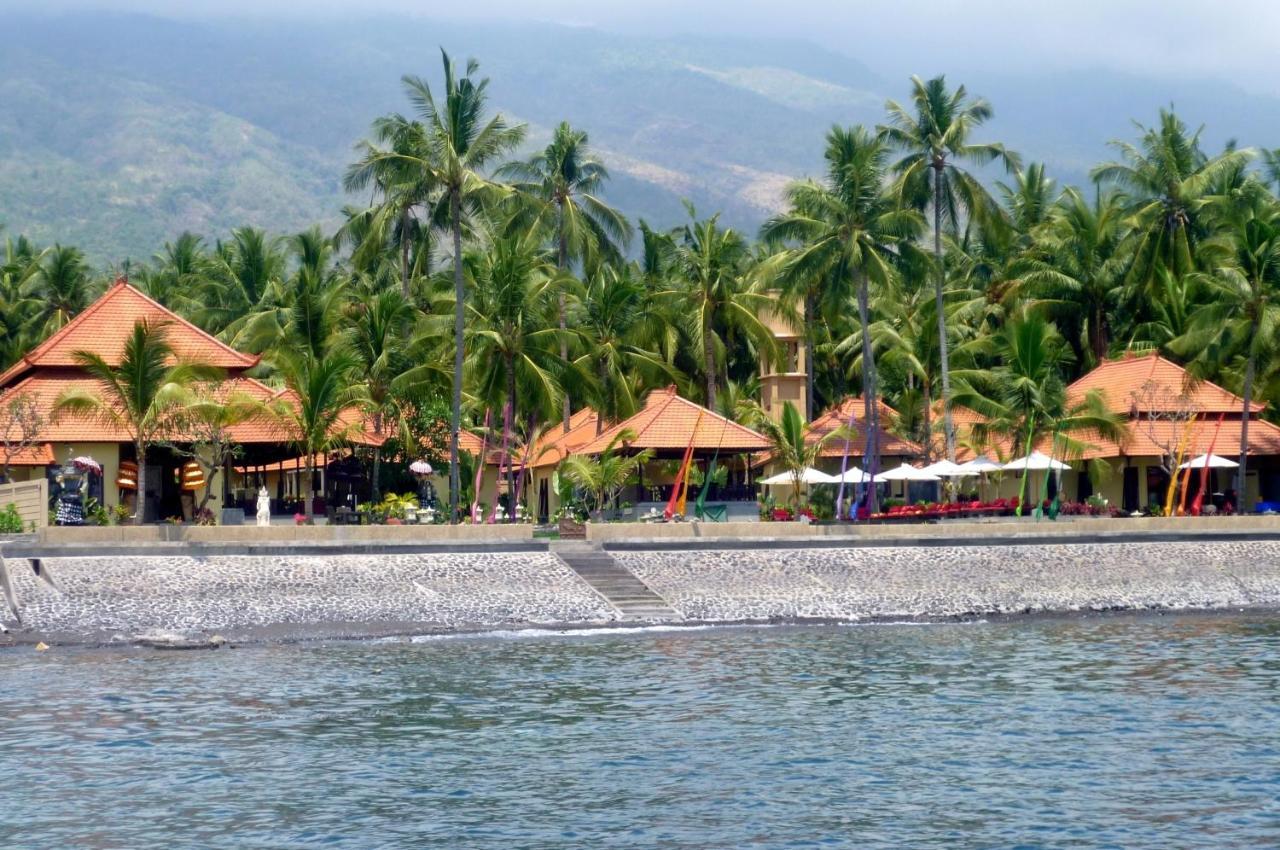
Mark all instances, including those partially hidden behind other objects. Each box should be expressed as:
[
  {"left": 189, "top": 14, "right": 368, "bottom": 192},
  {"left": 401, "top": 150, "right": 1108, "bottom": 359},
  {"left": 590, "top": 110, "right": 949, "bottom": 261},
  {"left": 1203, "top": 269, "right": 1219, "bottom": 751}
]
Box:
[{"left": 9, "top": 0, "right": 1280, "bottom": 89}]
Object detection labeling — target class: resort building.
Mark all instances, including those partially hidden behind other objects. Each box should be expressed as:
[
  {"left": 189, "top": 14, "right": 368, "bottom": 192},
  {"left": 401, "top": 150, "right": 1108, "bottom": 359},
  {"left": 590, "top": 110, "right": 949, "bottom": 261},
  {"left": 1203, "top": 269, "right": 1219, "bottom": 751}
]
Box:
[{"left": 0, "top": 280, "right": 381, "bottom": 521}]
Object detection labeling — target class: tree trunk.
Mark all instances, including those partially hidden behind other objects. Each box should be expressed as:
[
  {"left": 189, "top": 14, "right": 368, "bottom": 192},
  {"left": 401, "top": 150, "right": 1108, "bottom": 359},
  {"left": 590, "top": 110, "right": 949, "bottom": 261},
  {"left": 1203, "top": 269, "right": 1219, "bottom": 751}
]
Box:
[
  {"left": 400, "top": 206, "right": 411, "bottom": 300},
  {"left": 858, "top": 274, "right": 878, "bottom": 515},
  {"left": 804, "top": 291, "right": 815, "bottom": 422},
  {"left": 558, "top": 201, "right": 571, "bottom": 434},
  {"left": 1090, "top": 306, "right": 1108, "bottom": 364},
  {"left": 922, "top": 379, "right": 933, "bottom": 464},
  {"left": 933, "top": 163, "right": 957, "bottom": 462},
  {"left": 1238, "top": 349, "right": 1255, "bottom": 506},
  {"left": 304, "top": 459, "right": 315, "bottom": 524},
  {"left": 134, "top": 442, "right": 147, "bottom": 525},
  {"left": 498, "top": 356, "right": 516, "bottom": 523},
  {"left": 703, "top": 309, "right": 718, "bottom": 411},
  {"left": 449, "top": 189, "right": 464, "bottom": 524},
  {"left": 371, "top": 410, "right": 383, "bottom": 503}
]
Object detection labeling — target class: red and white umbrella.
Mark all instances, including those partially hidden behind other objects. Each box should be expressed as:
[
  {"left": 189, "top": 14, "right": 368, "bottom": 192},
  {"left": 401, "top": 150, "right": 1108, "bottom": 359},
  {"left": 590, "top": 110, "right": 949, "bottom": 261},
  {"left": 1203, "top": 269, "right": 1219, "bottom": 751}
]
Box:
[{"left": 409, "top": 460, "right": 434, "bottom": 476}]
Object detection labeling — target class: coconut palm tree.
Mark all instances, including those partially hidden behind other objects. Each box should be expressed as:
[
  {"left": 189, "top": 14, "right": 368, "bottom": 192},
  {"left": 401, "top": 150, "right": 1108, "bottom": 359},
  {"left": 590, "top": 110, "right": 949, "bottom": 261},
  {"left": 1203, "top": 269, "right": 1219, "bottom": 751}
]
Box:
[
  {"left": 880, "top": 75, "right": 1020, "bottom": 462},
  {"left": 138, "top": 232, "right": 215, "bottom": 315},
  {"left": 558, "top": 427, "right": 652, "bottom": 517},
  {"left": 574, "top": 263, "right": 675, "bottom": 430},
  {"left": 53, "top": 320, "right": 221, "bottom": 524},
  {"left": 273, "top": 347, "right": 367, "bottom": 524},
  {"left": 499, "top": 122, "right": 632, "bottom": 431},
  {"left": 662, "top": 205, "right": 776, "bottom": 411},
  {"left": 1020, "top": 187, "right": 1129, "bottom": 367},
  {"left": 462, "top": 229, "right": 566, "bottom": 515},
  {"left": 763, "top": 127, "right": 923, "bottom": 506},
  {"left": 1091, "top": 109, "right": 1253, "bottom": 302},
  {"left": 952, "top": 313, "right": 1123, "bottom": 463},
  {"left": 738, "top": 399, "right": 848, "bottom": 510},
  {"left": 343, "top": 113, "right": 440, "bottom": 299},
  {"left": 388, "top": 51, "right": 527, "bottom": 522},
  {"left": 1173, "top": 187, "right": 1280, "bottom": 500},
  {"left": 346, "top": 288, "right": 417, "bottom": 500},
  {"left": 31, "top": 245, "right": 97, "bottom": 338}
]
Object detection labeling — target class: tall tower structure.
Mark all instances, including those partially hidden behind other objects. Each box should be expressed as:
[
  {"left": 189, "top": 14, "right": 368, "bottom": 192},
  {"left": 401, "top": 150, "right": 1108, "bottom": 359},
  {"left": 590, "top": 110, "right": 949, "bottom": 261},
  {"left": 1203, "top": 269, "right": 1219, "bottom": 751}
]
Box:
[{"left": 759, "top": 292, "right": 808, "bottom": 422}]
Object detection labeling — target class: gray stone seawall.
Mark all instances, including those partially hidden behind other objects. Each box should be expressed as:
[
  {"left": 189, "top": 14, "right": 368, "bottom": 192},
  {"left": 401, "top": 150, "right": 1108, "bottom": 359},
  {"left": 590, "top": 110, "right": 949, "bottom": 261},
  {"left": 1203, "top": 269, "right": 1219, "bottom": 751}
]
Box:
[
  {"left": 613, "top": 540, "right": 1280, "bottom": 622},
  {"left": 2, "top": 535, "right": 1279, "bottom": 646}
]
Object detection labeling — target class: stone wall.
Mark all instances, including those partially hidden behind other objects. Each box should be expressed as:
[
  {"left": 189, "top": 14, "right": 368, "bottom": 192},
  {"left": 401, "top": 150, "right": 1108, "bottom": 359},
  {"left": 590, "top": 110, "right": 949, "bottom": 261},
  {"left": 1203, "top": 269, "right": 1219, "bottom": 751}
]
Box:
[{"left": 612, "top": 540, "right": 1280, "bottom": 621}]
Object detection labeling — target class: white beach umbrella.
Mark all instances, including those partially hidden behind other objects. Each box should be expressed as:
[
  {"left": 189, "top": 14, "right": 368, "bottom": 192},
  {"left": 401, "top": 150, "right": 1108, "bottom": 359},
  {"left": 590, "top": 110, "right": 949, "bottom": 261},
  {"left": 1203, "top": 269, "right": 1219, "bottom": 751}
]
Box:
[
  {"left": 875, "top": 463, "right": 942, "bottom": 482},
  {"left": 922, "top": 459, "right": 970, "bottom": 477},
  {"left": 758, "top": 467, "right": 839, "bottom": 486},
  {"left": 1002, "top": 451, "right": 1070, "bottom": 472},
  {"left": 832, "top": 466, "right": 870, "bottom": 484},
  {"left": 956, "top": 455, "right": 1003, "bottom": 475},
  {"left": 1178, "top": 453, "right": 1239, "bottom": 470}
]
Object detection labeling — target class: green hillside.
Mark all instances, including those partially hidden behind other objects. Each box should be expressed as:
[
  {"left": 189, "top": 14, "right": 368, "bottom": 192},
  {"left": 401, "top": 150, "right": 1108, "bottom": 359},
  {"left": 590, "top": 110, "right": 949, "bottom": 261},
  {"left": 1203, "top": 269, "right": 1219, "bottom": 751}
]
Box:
[{"left": 3, "top": 12, "right": 1279, "bottom": 263}]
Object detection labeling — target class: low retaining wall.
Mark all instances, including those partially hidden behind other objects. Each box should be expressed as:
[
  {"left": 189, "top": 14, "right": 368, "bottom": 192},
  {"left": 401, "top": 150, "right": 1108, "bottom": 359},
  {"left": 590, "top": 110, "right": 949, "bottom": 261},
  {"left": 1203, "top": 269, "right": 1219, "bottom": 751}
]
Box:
[
  {"left": 587, "top": 515, "right": 1280, "bottom": 546},
  {"left": 33, "top": 523, "right": 534, "bottom": 546}
]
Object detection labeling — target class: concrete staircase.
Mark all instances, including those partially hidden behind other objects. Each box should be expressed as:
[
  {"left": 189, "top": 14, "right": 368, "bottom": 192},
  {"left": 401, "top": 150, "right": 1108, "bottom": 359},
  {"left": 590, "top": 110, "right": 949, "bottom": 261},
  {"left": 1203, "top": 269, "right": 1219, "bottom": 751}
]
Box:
[{"left": 552, "top": 541, "right": 679, "bottom": 621}]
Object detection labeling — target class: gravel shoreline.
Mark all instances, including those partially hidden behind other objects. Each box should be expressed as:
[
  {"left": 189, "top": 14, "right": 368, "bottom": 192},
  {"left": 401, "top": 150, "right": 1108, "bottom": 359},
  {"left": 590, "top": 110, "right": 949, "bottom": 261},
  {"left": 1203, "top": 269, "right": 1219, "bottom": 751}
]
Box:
[{"left": 2, "top": 540, "right": 1279, "bottom": 648}]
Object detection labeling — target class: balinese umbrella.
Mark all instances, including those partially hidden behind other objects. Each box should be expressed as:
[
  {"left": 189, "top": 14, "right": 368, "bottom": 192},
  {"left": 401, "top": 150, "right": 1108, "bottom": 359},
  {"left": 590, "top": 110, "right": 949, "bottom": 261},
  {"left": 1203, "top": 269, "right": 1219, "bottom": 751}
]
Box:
[
  {"left": 71, "top": 456, "right": 102, "bottom": 475},
  {"left": 875, "top": 462, "right": 941, "bottom": 503},
  {"left": 1178, "top": 453, "right": 1239, "bottom": 470},
  {"left": 758, "top": 467, "right": 839, "bottom": 486},
  {"left": 922, "top": 459, "right": 970, "bottom": 477},
  {"left": 410, "top": 459, "right": 434, "bottom": 476},
  {"left": 1002, "top": 451, "right": 1070, "bottom": 472},
  {"left": 832, "top": 467, "right": 869, "bottom": 484},
  {"left": 956, "top": 456, "right": 1003, "bottom": 475},
  {"left": 876, "top": 463, "right": 942, "bottom": 481}
]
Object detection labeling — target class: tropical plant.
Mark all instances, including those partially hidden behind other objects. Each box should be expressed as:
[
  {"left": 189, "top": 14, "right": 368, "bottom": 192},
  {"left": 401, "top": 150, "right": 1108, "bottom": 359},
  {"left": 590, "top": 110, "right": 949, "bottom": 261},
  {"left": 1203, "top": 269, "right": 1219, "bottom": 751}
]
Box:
[
  {"left": 500, "top": 121, "right": 632, "bottom": 430},
  {"left": 737, "top": 399, "right": 847, "bottom": 510},
  {"left": 558, "top": 427, "right": 653, "bottom": 516},
  {"left": 52, "top": 320, "right": 221, "bottom": 524},
  {"left": 881, "top": 74, "right": 1020, "bottom": 461}
]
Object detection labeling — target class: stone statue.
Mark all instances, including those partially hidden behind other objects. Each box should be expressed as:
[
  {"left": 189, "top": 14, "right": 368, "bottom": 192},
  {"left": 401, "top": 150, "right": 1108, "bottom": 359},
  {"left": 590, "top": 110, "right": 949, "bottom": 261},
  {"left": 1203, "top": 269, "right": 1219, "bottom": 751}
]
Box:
[{"left": 256, "top": 486, "right": 271, "bottom": 527}]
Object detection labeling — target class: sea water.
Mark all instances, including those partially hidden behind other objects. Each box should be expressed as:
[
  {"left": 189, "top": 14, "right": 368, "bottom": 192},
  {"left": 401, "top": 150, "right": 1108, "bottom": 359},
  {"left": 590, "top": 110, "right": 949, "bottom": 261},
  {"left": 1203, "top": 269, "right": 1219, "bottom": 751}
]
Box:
[{"left": 2, "top": 615, "right": 1278, "bottom": 848}]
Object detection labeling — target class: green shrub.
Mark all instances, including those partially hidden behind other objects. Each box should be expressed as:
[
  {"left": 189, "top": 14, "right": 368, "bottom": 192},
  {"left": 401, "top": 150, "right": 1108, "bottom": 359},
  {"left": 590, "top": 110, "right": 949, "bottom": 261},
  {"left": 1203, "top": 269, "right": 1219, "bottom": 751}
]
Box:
[{"left": 0, "top": 503, "right": 25, "bottom": 534}]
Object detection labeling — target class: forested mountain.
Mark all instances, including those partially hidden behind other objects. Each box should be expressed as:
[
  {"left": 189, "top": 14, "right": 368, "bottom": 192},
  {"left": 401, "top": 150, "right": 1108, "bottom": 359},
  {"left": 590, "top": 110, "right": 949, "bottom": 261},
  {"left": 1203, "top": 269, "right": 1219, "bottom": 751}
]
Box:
[{"left": 3, "top": 11, "right": 1279, "bottom": 261}]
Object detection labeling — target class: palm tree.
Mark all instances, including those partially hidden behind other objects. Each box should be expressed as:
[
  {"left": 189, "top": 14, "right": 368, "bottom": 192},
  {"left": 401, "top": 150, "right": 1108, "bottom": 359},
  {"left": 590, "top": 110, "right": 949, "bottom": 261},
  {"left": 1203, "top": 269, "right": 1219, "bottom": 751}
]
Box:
[
  {"left": 738, "top": 399, "right": 847, "bottom": 510},
  {"left": 273, "top": 348, "right": 367, "bottom": 524},
  {"left": 763, "top": 126, "right": 923, "bottom": 508},
  {"left": 32, "top": 245, "right": 96, "bottom": 338},
  {"left": 880, "top": 75, "right": 1020, "bottom": 462},
  {"left": 388, "top": 51, "right": 526, "bottom": 522},
  {"left": 462, "top": 229, "right": 566, "bottom": 515},
  {"left": 346, "top": 289, "right": 417, "bottom": 501},
  {"left": 52, "top": 320, "right": 221, "bottom": 524},
  {"left": 0, "top": 235, "right": 47, "bottom": 369},
  {"left": 559, "top": 427, "right": 653, "bottom": 517},
  {"left": 1021, "top": 187, "right": 1129, "bottom": 367},
  {"left": 1091, "top": 109, "right": 1253, "bottom": 301},
  {"left": 343, "top": 113, "right": 440, "bottom": 298},
  {"left": 574, "top": 263, "right": 674, "bottom": 430},
  {"left": 499, "top": 122, "right": 632, "bottom": 431},
  {"left": 952, "top": 313, "right": 1123, "bottom": 464},
  {"left": 1173, "top": 188, "right": 1280, "bottom": 501},
  {"left": 663, "top": 205, "right": 776, "bottom": 410},
  {"left": 138, "top": 232, "right": 214, "bottom": 315}
]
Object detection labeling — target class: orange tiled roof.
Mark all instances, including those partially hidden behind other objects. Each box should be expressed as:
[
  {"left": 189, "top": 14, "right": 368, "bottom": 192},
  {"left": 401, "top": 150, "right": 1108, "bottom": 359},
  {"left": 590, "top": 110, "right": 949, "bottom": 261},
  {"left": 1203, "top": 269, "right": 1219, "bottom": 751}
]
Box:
[
  {"left": 0, "top": 374, "right": 383, "bottom": 447},
  {"left": 1, "top": 442, "right": 54, "bottom": 466},
  {"left": 579, "top": 386, "right": 769, "bottom": 454},
  {"left": 1067, "top": 353, "right": 1261, "bottom": 415},
  {"left": 1046, "top": 417, "right": 1280, "bottom": 461},
  {"left": 807, "top": 396, "right": 923, "bottom": 458},
  {"left": 529, "top": 408, "right": 604, "bottom": 468},
  {"left": 0, "top": 280, "right": 258, "bottom": 387}
]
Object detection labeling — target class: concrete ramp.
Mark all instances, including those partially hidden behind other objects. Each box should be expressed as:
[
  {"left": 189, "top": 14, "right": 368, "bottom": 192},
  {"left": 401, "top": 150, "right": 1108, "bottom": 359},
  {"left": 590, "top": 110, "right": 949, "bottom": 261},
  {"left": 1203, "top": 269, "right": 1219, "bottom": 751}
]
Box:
[{"left": 552, "top": 542, "right": 680, "bottom": 621}]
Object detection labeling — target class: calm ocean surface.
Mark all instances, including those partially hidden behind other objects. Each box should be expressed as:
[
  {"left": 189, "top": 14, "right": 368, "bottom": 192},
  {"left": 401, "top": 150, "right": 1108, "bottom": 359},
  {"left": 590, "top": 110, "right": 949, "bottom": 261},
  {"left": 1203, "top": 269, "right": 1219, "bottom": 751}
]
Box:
[{"left": 2, "top": 615, "right": 1279, "bottom": 848}]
